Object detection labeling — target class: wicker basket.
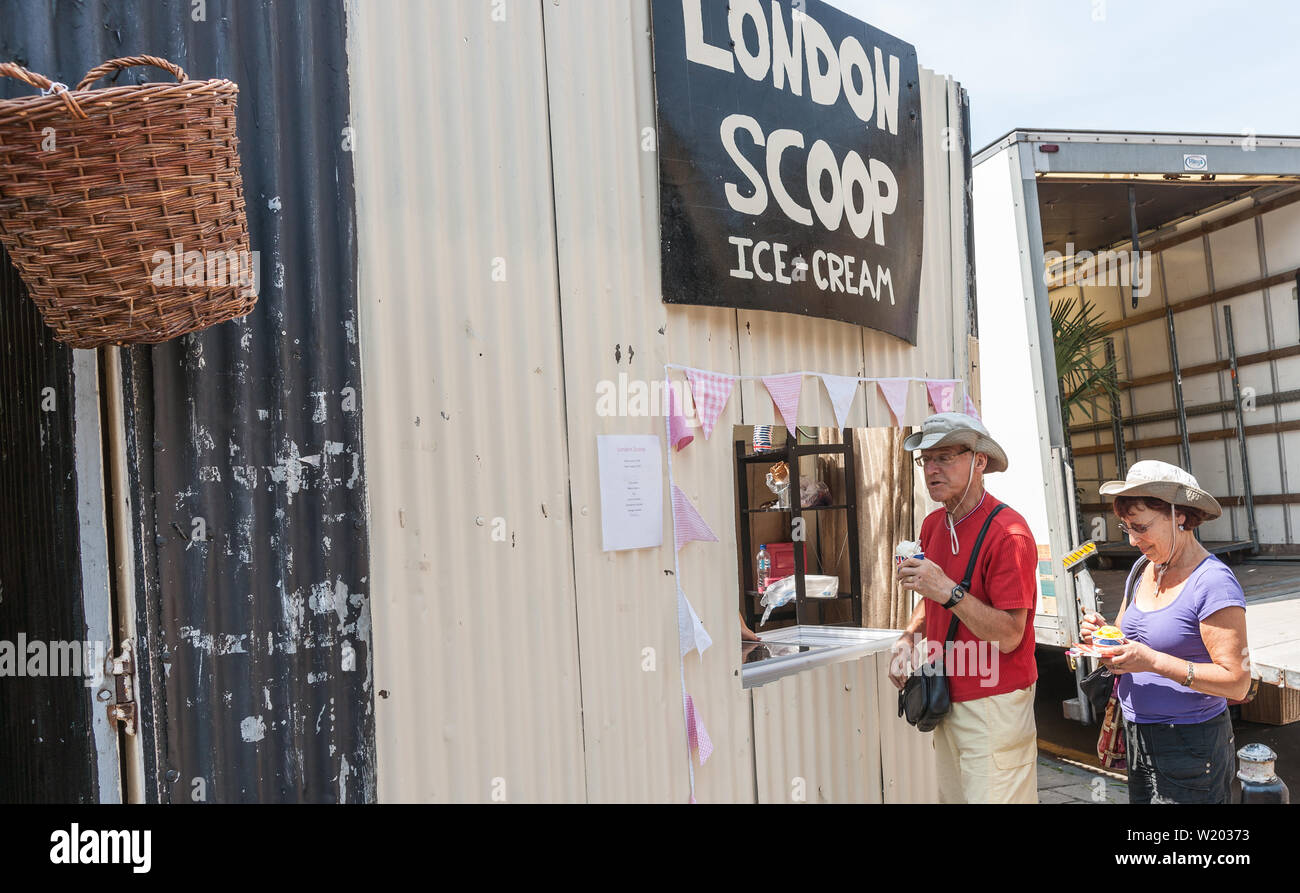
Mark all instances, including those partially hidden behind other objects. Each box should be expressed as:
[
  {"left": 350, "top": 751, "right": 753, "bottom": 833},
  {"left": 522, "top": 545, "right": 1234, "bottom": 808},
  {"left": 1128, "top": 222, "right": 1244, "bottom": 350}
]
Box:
[{"left": 0, "top": 56, "right": 255, "bottom": 348}]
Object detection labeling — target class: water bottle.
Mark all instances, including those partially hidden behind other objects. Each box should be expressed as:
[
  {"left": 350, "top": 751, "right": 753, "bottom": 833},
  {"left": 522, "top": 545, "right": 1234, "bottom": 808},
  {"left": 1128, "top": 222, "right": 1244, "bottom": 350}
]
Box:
[{"left": 757, "top": 545, "right": 770, "bottom": 594}]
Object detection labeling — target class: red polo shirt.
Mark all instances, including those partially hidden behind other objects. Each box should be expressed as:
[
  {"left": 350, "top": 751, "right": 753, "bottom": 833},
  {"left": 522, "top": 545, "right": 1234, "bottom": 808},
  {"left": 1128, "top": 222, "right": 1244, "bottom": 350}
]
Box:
[{"left": 919, "top": 493, "right": 1038, "bottom": 702}]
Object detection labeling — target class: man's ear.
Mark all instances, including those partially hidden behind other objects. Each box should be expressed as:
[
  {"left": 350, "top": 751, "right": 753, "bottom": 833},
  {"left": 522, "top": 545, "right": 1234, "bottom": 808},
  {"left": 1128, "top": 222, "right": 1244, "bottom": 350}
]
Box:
[{"left": 974, "top": 451, "right": 988, "bottom": 473}]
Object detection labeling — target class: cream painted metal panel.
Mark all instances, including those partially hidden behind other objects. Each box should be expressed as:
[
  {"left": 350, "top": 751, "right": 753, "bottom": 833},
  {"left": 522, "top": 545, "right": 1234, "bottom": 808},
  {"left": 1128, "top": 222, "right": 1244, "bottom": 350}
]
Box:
[
  {"left": 354, "top": 0, "right": 966, "bottom": 802},
  {"left": 540, "top": 0, "right": 750, "bottom": 802},
  {"left": 751, "top": 655, "right": 885, "bottom": 803},
  {"left": 874, "top": 649, "right": 939, "bottom": 802},
  {"left": 349, "top": 0, "right": 587, "bottom": 802}
]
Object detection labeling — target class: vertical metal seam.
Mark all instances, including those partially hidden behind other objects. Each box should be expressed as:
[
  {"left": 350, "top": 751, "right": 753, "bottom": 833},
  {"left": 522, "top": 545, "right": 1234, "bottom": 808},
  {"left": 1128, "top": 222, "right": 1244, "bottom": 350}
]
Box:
[
  {"left": 1204, "top": 232, "right": 1239, "bottom": 539},
  {"left": 537, "top": 0, "right": 590, "bottom": 802},
  {"left": 1253, "top": 214, "right": 1291, "bottom": 543}
]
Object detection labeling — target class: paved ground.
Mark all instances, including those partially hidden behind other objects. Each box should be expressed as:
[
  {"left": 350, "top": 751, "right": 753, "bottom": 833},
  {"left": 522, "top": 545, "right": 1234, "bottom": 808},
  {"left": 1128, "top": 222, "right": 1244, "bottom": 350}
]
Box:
[{"left": 1037, "top": 753, "right": 1128, "bottom": 803}]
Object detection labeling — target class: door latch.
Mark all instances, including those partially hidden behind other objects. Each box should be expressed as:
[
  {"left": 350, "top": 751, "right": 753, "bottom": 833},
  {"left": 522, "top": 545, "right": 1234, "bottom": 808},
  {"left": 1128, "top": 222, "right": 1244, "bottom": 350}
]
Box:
[{"left": 104, "top": 640, "right": 137, "bottom": 736}]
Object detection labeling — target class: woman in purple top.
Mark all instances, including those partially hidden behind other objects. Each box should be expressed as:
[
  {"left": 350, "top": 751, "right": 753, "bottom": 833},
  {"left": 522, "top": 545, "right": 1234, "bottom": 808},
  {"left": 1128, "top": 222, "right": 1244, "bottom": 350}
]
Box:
[{"left": 1081, "top": 461, "right": 1251, "bottom": 804}]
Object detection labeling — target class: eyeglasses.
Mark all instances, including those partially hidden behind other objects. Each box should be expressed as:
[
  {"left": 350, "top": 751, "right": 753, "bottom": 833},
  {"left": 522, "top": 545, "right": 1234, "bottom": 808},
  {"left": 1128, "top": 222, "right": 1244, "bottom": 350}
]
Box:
[
  {"left": 1117, "top": 520, "right": 1154, "bottom": 536},
  {"left": 914, "top": 448, "right": 971, "bottom": 469}
]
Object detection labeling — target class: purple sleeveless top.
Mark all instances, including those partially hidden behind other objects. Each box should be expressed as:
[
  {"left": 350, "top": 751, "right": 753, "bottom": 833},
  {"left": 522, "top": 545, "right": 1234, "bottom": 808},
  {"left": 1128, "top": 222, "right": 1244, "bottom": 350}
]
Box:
[{"left": 1116, "top": 555, "right": 1246, "bottom": 725}]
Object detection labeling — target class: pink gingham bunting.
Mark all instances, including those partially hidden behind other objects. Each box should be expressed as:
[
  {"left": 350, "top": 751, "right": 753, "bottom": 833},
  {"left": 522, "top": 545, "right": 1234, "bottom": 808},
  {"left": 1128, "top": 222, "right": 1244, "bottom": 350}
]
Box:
[
  {"left": 685, "top": 693, "right": 713, "bottom": 766},
  {"left": 761, "top": 374, "right": 803, "bottom": 435},
  {"left": 667, "top": 379, "right": 695, "bottom": 452},
  {"left": 964, "top": 393, "right": 981, "bottom": 419},
  {"left": 926, "top": 379, "right": 959, "bottom": 414},
  {"left": 684, "top": 369, "right": 734, "bottom": 440},
  {"left": 672, "top": 485, "right": 718, "bottom": 551}
]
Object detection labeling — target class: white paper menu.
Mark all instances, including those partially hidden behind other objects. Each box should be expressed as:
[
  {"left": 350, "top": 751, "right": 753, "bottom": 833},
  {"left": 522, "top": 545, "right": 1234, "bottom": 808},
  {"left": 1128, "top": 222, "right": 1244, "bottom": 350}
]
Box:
[{"left": 597, "top": 434, "right": 664, "bottom": 552}]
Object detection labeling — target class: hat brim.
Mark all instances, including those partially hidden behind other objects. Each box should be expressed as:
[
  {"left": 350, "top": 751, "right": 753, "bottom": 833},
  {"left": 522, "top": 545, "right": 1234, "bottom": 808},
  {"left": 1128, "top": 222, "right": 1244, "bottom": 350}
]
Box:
[
  {"left": 903, "top": 429, "right": 1008, "bottom": 474},
  {"left": 1099, "top": 480, "right": 1223, "bottom": 521}
]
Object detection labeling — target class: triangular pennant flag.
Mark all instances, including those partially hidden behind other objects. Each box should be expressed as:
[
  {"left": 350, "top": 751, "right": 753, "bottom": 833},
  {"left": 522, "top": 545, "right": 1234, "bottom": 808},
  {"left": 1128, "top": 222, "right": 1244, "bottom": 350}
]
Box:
[
  {"left": 820, "top": 374, "right": 861, "bottom": 429},
  {"left": 761, "top": 374, "right": 803, "bottom": 435},
  {"left": 877, "top": 379, "right": 910, "bottom": 426},
  {"left": 672, "top": 485, "right": 718, "bottom": 551},
  {"left": 685, "top": 693, "right": 713, "bottom": 767},
  {"left": 964, "top": 393, "right": 981, "bottom": 420},
  {"left": 677, "top": 587, "right": 712, "bottom": 659},
  {"left": 926, "top": 379, "right": 958, "bottom": 414},
  {"left": 684, "top": 370, "right": 734, "bottom": 440},
  {"left": 667, "top": 379, "right": 695, "bottom": 452}
]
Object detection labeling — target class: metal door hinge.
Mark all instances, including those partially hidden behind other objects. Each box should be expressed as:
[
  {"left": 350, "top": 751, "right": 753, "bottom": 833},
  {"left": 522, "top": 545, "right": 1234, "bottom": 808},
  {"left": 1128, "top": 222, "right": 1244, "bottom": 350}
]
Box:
[{"left": 105, "top": 640, "right": 137, "bottom": 736}]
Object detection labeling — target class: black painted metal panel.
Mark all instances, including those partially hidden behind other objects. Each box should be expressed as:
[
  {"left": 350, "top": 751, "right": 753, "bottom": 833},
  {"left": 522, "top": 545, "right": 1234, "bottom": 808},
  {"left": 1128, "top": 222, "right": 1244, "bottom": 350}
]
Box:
[
  {"left": 1, "top": 0, "right": 374, "bottom": 802},
  {"left": 0, "top": 246, "right": 96, "bottom": 803}
]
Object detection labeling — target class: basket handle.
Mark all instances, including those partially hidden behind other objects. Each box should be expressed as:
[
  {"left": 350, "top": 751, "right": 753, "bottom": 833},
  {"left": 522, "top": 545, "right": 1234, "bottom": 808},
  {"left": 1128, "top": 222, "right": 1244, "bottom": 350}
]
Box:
[
  {"left": 0, "top": 61, "right": 87, "bottom": 119},
  {"left": 76, "top": 55, "right": 188, "bottom": 91}
]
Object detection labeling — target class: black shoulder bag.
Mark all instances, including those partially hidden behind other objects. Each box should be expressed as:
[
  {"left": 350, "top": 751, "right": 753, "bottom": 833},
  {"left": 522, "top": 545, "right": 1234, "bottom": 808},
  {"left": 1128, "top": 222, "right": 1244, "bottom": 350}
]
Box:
[{"left": 898, "top": 504, "right": 1006, "bottom": 732}]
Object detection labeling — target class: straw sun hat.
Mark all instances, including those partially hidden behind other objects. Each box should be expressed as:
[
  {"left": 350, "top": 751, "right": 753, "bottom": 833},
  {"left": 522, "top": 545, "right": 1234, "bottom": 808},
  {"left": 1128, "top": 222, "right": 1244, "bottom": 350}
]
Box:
[
  {"left": 1099, "top": 460, "right": 1222, "bottom": 521},
  {"left": 903, "top": 412, "right": 1009, "bottom": 474}
]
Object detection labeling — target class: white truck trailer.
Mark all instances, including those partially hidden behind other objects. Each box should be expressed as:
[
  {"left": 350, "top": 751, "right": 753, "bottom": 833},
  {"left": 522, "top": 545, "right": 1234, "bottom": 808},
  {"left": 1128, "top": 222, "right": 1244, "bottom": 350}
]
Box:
[{"left": 973, "top": 130, "right": 1300, "bottom": 723}]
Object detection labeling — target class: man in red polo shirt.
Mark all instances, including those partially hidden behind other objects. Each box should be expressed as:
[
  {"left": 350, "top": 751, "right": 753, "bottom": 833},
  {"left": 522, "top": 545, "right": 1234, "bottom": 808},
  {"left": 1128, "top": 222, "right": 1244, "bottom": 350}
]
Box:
[{"left": 891, "top": 412, "right": 1039, "bottom": 804}]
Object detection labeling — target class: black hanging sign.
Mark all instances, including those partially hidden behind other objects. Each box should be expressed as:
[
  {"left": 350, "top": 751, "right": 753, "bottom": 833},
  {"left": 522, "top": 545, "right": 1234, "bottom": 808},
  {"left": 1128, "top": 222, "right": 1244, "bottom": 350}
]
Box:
[{"left": 651, "top": 0, "right": 925, "bottom": 343}]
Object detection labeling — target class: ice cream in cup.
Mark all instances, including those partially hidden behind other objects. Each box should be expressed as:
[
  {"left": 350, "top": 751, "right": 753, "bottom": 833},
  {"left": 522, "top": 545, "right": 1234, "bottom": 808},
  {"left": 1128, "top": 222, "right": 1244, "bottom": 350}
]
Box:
[
  {"left": 1094, "top": 625, "right": 1125, "bottom": 647},
  {"left": 895, "top": 540, "right": 923, "bottom": 568}
]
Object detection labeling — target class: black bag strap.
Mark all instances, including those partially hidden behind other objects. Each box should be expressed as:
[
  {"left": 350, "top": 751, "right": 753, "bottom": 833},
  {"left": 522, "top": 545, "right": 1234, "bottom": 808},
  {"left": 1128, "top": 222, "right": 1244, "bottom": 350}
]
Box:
[{"left": 943, "top": 503, "right": 1007, "bottom": 644}]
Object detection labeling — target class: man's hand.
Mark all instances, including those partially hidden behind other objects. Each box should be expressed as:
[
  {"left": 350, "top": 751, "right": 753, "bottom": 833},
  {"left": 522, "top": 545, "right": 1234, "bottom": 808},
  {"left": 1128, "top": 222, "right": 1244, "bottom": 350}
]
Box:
[
  {"left": 889, "top": 634, "right": 919, "bottom": 690},
  {"left": 897, "top": 557, "right": 957, "bottom": 605}
]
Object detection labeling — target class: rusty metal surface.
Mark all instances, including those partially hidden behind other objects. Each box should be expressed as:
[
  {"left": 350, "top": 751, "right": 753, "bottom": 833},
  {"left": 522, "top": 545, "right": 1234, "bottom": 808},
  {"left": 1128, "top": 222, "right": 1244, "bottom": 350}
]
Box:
[{"left": 2, "top": 0, "right": 374, "bottom": 802}]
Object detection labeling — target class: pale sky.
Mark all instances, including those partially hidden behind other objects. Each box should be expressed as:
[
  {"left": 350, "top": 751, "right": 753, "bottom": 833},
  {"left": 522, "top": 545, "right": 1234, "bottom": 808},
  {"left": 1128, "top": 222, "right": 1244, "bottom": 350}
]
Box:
[{"left": 825, "top": 0, "right": 1300, "bottom": 151}]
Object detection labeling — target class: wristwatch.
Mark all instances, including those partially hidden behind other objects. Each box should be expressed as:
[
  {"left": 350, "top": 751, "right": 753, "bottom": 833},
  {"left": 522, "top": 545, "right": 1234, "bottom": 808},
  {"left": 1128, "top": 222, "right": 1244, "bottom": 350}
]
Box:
[{"left": 943, "top": 584, "right": 967, "bottom": 610}]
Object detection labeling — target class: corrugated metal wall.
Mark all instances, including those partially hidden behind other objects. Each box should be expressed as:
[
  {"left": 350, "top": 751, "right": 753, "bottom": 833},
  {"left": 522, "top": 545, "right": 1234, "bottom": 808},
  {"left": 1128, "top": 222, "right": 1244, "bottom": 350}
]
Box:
[
  {"left": 3, "top": 0, "right": 375, "bottom": 802},
  {"left": 0, "top": 248, "right": 97, "bottom": 803},
  {"left": 352, "top": 0, "right": 966, "bottom": 803}
]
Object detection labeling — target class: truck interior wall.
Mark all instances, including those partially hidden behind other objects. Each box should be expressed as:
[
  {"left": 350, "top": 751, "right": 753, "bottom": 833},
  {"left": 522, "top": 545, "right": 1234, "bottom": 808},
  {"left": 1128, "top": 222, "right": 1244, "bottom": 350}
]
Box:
[{"left": 1056, "top": 188, "right": 1300, "bottom": 546}]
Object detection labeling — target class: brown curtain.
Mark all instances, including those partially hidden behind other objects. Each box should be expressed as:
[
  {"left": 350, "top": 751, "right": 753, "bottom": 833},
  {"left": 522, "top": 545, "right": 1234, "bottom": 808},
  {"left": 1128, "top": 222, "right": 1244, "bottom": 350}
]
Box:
[{"left": 815, "top": 428, "right": 917, "bottom": 629}]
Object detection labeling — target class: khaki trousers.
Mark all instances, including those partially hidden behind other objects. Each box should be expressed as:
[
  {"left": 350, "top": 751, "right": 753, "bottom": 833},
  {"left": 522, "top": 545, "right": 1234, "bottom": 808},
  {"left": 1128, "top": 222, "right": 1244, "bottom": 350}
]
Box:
[{"left": 934, "top": 683, "right": 1038, "bottom": 804}]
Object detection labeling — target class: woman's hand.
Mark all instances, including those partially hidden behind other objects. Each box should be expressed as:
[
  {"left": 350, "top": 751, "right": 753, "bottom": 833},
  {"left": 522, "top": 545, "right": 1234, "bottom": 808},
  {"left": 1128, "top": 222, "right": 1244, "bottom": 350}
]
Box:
[
  {"left": 1099, "top": 639, "right": 1159, "bottom": 675},
  {"left": 1080, "top": 611, "right": 1105, "bottom": 646}
]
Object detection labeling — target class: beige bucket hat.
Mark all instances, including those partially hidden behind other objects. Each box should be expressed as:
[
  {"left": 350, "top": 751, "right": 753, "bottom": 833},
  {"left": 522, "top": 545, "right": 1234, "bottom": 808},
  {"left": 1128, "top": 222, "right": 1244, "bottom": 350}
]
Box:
[
  {"left": 1099, "top": 460, "right": 1222, "bottom": 521},
  {"left": 902, "top": 412, "right": 1008, "bottom": 474}
]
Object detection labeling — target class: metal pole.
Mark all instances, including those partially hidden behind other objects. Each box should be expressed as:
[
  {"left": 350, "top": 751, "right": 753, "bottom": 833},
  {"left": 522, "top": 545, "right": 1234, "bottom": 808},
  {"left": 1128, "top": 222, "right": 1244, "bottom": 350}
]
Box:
[
  {"left": 1105, "top": 339, "right": 1127, "bottom": 478},
  {"left": 1129, "top": 185, "right": 1141, "bottom": 309},
  {"left": 1224, "top": 306, "right": 1260, "bottom": 549},
  {"left": 1166, "top": 308, "right": 1194, "bottom": 470}
]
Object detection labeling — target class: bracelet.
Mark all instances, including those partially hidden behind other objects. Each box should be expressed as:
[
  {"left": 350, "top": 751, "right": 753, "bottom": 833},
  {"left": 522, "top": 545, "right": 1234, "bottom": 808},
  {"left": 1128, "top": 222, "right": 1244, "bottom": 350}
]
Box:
[{"left": 1183, "top": 661, "right": 1195, "bottom": 688}]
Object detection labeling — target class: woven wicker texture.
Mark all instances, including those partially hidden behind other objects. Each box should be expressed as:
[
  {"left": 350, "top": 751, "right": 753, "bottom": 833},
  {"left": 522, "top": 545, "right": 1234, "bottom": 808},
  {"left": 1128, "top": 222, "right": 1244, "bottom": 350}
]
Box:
[{"left": 0, "top": 56, "right": 255, "bottom": 348}]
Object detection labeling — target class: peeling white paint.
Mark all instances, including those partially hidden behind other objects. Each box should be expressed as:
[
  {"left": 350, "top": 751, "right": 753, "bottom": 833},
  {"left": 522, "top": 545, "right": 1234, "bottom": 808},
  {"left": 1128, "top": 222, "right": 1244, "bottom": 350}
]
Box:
[
  {"left": 257, "top": 409, "right": 270, "bottom": 421},
  {"left": 217, "top": 633, "right": 248, "bottom": 655},
  {"left": 232, "top": 465, "right": 258, "bottom": 489},
  {"left": 344, "top": 316, "right": 357, "bottom": 345},
  {"left": 240, "top": 715, "right": 266, "bottom": 743},
  {"left": 179, "top": 626, "right": 215, "bottom": 653},
  {"left": 264, "top": 686, "right": 272, "bottom": 710},
  {"left": 311, "top": 392, "right": 328, "bottom": 424},
  {"left": 198, "top": 466, "right": 223, "bottom": 482}
]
